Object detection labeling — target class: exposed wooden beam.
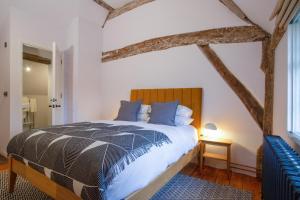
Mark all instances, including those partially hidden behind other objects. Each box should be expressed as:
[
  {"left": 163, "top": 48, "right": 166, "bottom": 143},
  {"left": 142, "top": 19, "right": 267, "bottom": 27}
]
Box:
[
  {"left": 23, "top": 53, "right": 51, "bottom": 65},
  {"left": 219, "top": 0, "right": 270, "bottom": 36},
  {"left": 256, "top": 145, "right": 263, "bottom": 178},
  {"left": 102, "top": 26, "right": 268, "bottom": 62},
  {"left": 260, "top": 38, "right": 271, "bottom": 73},
  {"left": 94, "top": 0, "right": 114, "bottom": 12},
  {"left": 107, "top": 0, "right": 154, "bottom": 20},
  {"left": 270, "top": 26, "right": 286, "bottom": 50},
  {"left": 283, "top": 1, "right": 300, "bottom": 29},
  {"left": 278, "top": 0, "right": 298, "bottom": 28},
  {"left": 275, "top": 0, "right": 292, "bottom": 26},
  {"left": 263, "top": 39, "right": 275, "bottom": 135},
  {"left": 262, "top": 27, "right": 285, "bottom": 135},
  {"left": 102, "top": 11, "right": 111, "bottom": 28},
  {"left": 219, "top": 0, "right": 255, "bottom": 25},
  {"left": 269, "top": 0, "right": 285, "bottom": 21},
  {"left": 268, "top": 0, "right": 298, "bottom": 50},
  {"left": 199, "top": 45, "right": 264, "bottom": 130}
]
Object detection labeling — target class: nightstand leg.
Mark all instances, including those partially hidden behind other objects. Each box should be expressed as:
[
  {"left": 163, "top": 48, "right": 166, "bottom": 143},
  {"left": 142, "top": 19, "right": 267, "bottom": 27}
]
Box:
[
  {"left": 199, "top": 143, "right": 204, "bottom": 174},
  {"left": 227, "top": 145, "right": 231, "bottom": 179}
]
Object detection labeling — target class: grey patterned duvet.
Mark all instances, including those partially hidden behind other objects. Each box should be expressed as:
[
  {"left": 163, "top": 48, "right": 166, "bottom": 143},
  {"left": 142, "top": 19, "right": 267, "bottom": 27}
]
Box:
[{"left": 7, "top": 122, "right": 171, "bottom": 200}]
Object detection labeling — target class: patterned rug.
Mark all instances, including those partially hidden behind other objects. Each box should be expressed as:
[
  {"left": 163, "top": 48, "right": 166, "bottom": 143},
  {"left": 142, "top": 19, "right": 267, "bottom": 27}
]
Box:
[
  {"left": 0, "top": 171, "right": 251, "bottom": 200},
  {"left": 151, "top": 174, "right": 252, "bottom": 200},
  {"left": 0, "top": 171, "right": 50, "bottom": 200}
]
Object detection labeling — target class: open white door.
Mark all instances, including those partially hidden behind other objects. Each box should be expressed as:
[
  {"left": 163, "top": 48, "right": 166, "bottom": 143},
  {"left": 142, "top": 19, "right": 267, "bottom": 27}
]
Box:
[{"left": 50, "top": 42, "right": 64, "bottom": 125}]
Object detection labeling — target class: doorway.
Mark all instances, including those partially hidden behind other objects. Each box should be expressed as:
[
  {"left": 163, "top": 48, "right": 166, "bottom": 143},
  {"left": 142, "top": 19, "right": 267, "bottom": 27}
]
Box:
[{"left": 22, "top": 43, "right": 64, "bottom": 130}]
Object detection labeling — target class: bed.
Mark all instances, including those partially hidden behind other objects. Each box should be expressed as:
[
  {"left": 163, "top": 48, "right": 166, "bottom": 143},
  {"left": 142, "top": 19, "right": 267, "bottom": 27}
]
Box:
[{"left": 7, "top": 88, "right": 202, "bottom": 200}]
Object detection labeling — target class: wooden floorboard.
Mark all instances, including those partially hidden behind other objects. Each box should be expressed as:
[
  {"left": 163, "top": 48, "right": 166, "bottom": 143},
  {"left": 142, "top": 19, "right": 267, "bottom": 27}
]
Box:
[
  {"left": 0, "top": 159, "right": 8, "bottom": 171},
  {"left": 0, "top": 162, "right": 261, "bottom": 199},
  {"left": 181, "top": 163, "right": 261, "bottom": 200}
]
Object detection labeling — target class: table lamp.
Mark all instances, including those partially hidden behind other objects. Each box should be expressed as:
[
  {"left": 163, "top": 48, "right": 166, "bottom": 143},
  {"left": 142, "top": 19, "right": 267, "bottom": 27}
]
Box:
[{"left": 203, "top": 123, "right": 221, "bottom": 139}]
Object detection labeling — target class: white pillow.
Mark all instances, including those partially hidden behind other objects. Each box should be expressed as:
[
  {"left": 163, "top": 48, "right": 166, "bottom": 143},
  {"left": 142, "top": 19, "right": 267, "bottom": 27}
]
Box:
[
  {"left": 176, "top": 105, "right": 193, "bottom": 118},
  {"left": 139, "top": 104, "right": 151, "bottom": 114},
  {"left": 175, "top": 116, "right": 194, "bottom": 126},
  {"left": 137, "top": 113, "right": 150, "bottom": 122}
]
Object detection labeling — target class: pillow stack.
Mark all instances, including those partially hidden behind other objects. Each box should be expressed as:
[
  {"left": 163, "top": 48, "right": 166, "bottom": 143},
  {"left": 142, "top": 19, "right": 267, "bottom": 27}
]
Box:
[
  {"left": 115, "top": 100, "right": 142, "bottom": 121},
  {"left": 175, "top": 105, "right": 194, "bottom": 126},
  {"left": 115, "top": 100, "right": 194, "bottom": 127},
  {"left": 137, "top": 105, "right": 151, "bottom": 122},
  {"left": 149, "top": 101, "right": 179, "bottom": 126}
]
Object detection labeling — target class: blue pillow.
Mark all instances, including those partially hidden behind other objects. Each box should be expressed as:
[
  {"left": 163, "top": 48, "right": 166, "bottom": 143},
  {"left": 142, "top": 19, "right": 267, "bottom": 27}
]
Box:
[
  {"left": 115, "top": 100, "right": 142, "bottom": 121},
  {"left": 149, "top": 101, "right": 179, "bottom": 126}
]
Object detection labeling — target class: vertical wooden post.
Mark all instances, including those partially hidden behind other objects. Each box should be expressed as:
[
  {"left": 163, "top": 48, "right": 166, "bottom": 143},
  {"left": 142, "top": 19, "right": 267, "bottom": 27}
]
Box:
[
  {"left": 8, "top": 156, "right": 17, "bottom": 193},
  {"left": 199, "top": 142, "right": 205, "bottom": 174},
  {"left": 256, "top": 145, "right": 263, "bottom": 178},
  {"left": 263, "top": 38, "right": 275, "bottom": 135},
  {"left": 257, "top": 35, "right": 276, "bottom": 178},
  {"left": 227, "top": 144, "right": 231, "bottom": 179}
]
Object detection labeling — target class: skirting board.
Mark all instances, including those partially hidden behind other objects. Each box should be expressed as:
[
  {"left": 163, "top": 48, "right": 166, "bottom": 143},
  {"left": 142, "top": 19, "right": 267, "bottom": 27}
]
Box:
[{"left": 198, "top": 159, "right": 257, "bottom": 177}]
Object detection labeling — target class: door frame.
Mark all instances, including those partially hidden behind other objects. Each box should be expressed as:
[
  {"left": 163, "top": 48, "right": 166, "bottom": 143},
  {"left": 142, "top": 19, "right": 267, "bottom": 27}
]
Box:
[{"left": 19, "top": 41, "right": 53, "bottom": 132}]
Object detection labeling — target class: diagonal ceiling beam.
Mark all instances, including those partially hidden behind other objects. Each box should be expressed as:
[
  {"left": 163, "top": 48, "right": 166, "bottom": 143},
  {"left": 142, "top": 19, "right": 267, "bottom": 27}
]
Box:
[
  {"left": 218, "top": 0, "right": 270, "bottom": 35},
  {"left": 107, "top": 0, "right": 155, "bottom": 20},
  {"left": 198, "top": 45, "right": 264, "bottom": 130},
  {"left": 269, "top": 0, "right": 285, "bottom": 20},
  {"left": 94, "top": 0, "right": 114, "bottom": 12},
  {"left": 102, "top": 26, "right": 268, "bottom": 62},
  {"left": 219, "top": 0, "right": 255, "bottom": 25}
]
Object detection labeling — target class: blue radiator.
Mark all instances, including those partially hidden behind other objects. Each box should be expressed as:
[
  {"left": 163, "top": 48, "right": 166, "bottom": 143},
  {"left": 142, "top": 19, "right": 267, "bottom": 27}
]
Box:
[{"left": 263, "top": 136, "right": 300, "bottom": 200}]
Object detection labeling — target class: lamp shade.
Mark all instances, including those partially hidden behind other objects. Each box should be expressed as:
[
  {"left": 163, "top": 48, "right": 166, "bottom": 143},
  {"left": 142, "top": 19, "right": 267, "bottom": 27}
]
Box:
[
  {"left": 203, "top": 123, "right": 221, "bottom": 139},
  {"left": 204, "top": 123, "right": 217, "bottom": 131}
]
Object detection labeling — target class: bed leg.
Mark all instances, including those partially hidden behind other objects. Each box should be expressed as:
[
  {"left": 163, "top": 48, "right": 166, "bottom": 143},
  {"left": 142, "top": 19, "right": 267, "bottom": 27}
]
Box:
[{"left": 8, "top": 157, "right": 17, "bottom": 193}]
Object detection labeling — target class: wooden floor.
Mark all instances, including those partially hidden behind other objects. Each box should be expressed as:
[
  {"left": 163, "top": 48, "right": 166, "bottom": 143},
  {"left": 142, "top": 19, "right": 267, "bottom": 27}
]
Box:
[
  {"left": 0, "top": 160, "right": 261, "bottom": 200},
  {"left": 181, "top": 163, "right": 261, "bottom": 200},
  {"left": 0, "top": 159, "right": 8, "bottom": 171}
]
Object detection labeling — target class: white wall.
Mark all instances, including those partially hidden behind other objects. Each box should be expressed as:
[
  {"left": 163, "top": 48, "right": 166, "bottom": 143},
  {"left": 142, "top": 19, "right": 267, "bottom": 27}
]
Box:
[
  {"left": 0, "top": 0, "right": 11, "bottom": 155},
  {"left": 64, "top": 16, "right": 106, "bottom": 123},
  {"left": 9, "top": 6, "right": 67, "bottom": 139},
  {"left": 75, "top": 17, "right": 103, "bottom": 122},
  {"left": 0, "top": 0, "right": 107, "bottom": 154},
  {"left": 101, "top": 0, "right": 277, "bottom": 175},
  {"left": 63, "top": 46, "right": 74, "bottom": 124}
]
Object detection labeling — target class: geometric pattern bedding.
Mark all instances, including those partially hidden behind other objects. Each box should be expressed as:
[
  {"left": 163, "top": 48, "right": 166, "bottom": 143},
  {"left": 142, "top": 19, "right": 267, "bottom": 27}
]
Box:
[{"left": 7, "top": 122, "right": 172, "bottom": 200}]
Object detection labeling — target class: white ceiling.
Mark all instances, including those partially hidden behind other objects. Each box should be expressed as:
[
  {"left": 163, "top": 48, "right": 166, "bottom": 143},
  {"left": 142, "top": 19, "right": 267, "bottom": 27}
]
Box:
[{"left": 104, "top": 0, "right": 132, "bottom": 8}]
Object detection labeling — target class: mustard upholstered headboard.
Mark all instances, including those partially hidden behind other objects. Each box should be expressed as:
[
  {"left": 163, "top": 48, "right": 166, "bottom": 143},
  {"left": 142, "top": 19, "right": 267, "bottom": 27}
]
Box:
[{"left": 130, "top": 88, "right": 203, "bottom": 133}]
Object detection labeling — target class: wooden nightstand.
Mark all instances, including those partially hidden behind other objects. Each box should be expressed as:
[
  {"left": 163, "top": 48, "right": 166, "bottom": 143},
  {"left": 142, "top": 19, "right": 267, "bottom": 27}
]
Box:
[{"left": 199, "top": 137, "right": 232, "bottom": 178}]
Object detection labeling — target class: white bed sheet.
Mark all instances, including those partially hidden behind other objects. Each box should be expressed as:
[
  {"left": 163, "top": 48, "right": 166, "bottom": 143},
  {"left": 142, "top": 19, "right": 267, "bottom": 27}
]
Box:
[{"left": 93, "top": 120, "right": 198, "bottom": 200}]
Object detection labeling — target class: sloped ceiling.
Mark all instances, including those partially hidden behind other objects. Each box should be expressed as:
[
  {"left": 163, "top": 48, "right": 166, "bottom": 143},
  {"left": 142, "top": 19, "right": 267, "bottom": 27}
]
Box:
[
  {"left": 104, "top": 0, "right": 132, "bottom": 8},
  {"left": 102, "top": 0, "right": 277, "bottom": 33},
  {"left": 235, "top": 0, "right": 277, "bottom": 33}
]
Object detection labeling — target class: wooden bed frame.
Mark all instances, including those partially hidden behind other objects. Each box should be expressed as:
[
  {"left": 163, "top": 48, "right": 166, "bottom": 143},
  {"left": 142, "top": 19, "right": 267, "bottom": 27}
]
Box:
[{"left": 8, "top": 88, "right": 203, "bottom": 200}]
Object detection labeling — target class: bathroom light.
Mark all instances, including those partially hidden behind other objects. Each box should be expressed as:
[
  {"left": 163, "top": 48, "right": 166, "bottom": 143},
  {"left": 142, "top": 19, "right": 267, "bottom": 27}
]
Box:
[{"left": 25, "top": 66, "right": 31, "bottom": 72}]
